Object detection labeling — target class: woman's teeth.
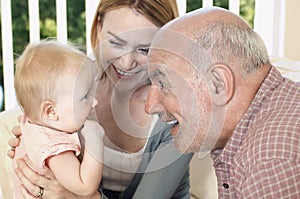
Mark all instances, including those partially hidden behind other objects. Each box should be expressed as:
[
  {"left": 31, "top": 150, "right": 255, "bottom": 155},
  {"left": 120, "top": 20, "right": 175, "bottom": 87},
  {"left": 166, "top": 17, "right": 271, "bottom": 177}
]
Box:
[{"left": 116, "top": 68, "right": 136, "bottom": 76}]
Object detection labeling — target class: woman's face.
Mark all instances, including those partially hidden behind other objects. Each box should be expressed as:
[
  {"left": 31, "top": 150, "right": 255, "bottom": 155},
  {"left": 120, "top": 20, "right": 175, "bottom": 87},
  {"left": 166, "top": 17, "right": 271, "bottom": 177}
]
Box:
[{"left": 97, "top": 7, "right": 158, "bottom": 89}]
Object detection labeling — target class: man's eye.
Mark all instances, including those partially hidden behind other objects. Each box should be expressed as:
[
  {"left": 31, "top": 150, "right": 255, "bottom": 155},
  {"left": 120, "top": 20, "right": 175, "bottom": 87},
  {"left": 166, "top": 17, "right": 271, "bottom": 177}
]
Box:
[{"left": 159, "top": 81, "right": 166, "bottom": 90}]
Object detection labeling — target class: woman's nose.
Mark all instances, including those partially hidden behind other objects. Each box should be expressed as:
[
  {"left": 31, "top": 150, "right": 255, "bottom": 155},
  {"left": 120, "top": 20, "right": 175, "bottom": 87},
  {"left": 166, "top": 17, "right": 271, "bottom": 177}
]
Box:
[{"left": 118, "top": 52, "right": 138, "bottom": 70}]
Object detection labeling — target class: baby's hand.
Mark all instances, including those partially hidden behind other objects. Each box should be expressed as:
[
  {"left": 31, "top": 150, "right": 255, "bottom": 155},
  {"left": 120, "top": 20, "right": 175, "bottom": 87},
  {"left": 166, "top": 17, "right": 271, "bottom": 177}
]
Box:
[
  {"left": 79, "top": 120, "right": 105, "bottom": 161},
  {"left": 81, "top": 120, "right": 105, "bottom": 138}
]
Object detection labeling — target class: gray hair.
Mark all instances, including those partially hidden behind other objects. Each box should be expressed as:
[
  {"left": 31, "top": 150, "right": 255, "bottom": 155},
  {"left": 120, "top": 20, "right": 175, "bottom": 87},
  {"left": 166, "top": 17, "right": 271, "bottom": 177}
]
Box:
[{"left": 192, "top": 21, "right": 270, "bottom": 75}]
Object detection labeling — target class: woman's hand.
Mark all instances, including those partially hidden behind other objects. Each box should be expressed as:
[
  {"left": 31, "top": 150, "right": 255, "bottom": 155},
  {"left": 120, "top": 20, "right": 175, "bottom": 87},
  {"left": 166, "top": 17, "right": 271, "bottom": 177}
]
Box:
[
  {"left": 15, "top": 156, "right": 80, "bottom": 199},
  {"left": 7, "top": 114, "right": 25, "bottom": 158},
  {"left": 7, "top": 125, "right": 22, "bottom": 159}
]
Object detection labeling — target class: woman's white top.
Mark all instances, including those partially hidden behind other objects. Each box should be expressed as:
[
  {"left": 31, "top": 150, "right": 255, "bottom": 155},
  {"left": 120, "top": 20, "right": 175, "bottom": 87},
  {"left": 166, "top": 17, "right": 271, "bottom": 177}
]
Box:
[{"left": 102, "top": 115, "right": 158, "bottom": 192}]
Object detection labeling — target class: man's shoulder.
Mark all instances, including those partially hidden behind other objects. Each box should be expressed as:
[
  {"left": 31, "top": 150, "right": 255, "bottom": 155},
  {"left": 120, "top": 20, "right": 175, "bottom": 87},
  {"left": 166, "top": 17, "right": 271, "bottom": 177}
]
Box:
[
  {"left": 238, "top": 120, "right": 300, "bottom": 165},
  {"left": 247, "top": 76, "right": 300, "bottom": 159}
]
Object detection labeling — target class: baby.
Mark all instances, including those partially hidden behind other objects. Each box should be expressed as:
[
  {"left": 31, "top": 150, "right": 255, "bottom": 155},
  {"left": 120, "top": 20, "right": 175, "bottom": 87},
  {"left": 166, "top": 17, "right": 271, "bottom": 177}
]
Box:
[{"left": 13, "top": 40, "right": 104, "bottom": 198}]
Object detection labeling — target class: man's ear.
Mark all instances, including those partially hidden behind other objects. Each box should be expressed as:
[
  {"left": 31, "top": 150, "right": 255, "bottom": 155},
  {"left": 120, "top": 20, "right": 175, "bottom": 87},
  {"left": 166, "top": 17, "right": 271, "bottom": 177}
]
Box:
[
  {"left": 208, "top": 64, "right": 234, "bottom": 106},
  {"left": 41, "top": 101, "right": 58, "bottom": 121}
]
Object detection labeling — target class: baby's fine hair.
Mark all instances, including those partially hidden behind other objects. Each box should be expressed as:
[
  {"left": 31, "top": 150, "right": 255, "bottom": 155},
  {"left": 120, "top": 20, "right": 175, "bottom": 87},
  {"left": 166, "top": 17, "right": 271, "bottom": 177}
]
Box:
[{"left": 14, "top": 39, "right": 91, "bottom": 120}]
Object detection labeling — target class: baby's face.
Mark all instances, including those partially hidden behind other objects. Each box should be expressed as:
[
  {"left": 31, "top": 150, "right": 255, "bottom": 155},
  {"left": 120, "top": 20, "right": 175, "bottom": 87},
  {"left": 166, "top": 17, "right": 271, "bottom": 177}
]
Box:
[{"left": 54, "top": 59, "right": 99, "bottom": 133}]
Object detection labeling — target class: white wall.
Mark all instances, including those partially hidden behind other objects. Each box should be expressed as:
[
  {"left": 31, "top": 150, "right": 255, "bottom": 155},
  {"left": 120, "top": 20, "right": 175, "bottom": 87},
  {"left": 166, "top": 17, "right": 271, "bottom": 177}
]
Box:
[{"left": 284, "top": 0, "right": 300, "bottom": 60}]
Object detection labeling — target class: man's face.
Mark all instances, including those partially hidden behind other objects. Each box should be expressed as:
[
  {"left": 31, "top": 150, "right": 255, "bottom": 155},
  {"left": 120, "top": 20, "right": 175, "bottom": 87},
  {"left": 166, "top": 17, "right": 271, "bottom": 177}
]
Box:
[
  {"left": 145, "top": 29, "right": 225, "bottom": 155},
  {"left": 145, "top": 48, "right": 212, "bottom": 154}
]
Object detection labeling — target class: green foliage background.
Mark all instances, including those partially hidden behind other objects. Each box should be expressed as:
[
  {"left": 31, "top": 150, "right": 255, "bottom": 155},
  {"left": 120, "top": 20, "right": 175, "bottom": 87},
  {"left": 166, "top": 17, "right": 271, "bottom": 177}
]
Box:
[
  {"left": 10, "top": 0, "right": 86, "bottom": 57},
  {"left": 0, "top": 0, "right": 254, "bottom": 110},
  {"left": 187, "top": 0, "right": 255, "bottom": 27}
]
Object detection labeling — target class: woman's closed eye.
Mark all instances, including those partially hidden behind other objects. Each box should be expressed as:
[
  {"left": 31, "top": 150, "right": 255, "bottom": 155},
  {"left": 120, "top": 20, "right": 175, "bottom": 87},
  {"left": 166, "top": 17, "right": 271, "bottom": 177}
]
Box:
[
  {"left": 136, "top": 47, "right": 149, "bottom": 55},
  {"left": 109, "top": 39, "right": 123, "bottom": 47}
]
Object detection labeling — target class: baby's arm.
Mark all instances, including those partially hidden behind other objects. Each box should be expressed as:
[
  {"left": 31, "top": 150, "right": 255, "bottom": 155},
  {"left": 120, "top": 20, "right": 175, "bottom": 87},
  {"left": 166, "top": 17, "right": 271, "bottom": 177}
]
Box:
[{"left": 47, "top": 120, "right": 105, "bottom": 196}]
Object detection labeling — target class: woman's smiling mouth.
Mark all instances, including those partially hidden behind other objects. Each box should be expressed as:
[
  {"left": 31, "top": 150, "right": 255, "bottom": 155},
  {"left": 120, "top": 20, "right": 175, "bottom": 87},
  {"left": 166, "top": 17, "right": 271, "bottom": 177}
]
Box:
[{"left": 113, "top": 65, "right": 137, "bottom": 79}]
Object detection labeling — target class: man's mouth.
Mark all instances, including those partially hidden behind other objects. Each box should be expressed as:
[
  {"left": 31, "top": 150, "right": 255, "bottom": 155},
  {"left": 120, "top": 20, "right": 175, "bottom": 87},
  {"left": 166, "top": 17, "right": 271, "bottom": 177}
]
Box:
[
  {"left": 166, "top": 119, "right": 179, "bottom": 126},
  {"left": 166, "top": 119, "right": 180, "bottom": 136},
  {"left": 113, "top": 65, "right": 137, "bottom": 79}
]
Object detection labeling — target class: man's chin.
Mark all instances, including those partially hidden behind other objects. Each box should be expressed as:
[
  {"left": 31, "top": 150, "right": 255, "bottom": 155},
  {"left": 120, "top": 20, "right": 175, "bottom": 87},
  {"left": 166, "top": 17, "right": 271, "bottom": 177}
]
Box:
[
  {"left": 174, "top": 139, "right": 195, "bottom": 154},
  {"left": 174, "top": 138, "right": 211, "bottom": 155},
  {"left": 173, "top": 130, "right": 199, "bottom": 153}
]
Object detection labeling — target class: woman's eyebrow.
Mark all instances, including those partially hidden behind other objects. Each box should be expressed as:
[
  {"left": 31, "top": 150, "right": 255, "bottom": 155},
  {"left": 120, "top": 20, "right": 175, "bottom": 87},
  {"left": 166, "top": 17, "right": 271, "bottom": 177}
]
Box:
[
  {"left": 107, "top": 31, "right": 127, "bottom": 44},
  {"left": 137, "top": 44, "right": 150, "bottom": 48}
]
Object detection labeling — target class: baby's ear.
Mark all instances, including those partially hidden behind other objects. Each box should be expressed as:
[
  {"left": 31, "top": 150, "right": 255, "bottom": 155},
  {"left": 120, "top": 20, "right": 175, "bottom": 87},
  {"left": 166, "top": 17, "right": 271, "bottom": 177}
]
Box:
[{"left": 41, "top": 101, "right": 58, "bottom": 121}]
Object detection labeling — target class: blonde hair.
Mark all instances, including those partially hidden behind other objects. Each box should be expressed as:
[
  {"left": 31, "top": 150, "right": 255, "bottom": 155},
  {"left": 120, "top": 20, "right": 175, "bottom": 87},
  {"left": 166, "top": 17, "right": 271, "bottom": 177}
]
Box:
[
  {"left": 90, "top": 0, "right": 179, "bottom": 49},
  {"left": 14, "top": 40, "right": 90, "bottom": 120}
]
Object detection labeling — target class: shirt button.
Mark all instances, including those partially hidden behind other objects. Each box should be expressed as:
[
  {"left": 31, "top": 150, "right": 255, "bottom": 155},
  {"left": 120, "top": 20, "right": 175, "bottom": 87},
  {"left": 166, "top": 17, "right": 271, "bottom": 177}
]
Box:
[{"left": 223, "top": 183, "right": 229, "bottom": 189}]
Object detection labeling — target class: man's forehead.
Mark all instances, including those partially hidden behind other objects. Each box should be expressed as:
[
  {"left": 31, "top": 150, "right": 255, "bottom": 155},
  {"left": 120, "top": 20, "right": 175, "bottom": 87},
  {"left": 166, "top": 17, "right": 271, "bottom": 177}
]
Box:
[
  {"left": 150, "top": 29, "right": 194, "bottom": 54},
  {"left": 148, "top": 53, "right": 195, "bottom": 82},
  {"left": 149, "top": 48, "right": 176, "bottom": 63},
  {"left": 149, "top": 49, "right": 181, "bottom": 68},
  {"left": 150, "top": 28, "right": 212, "bottom": 75},
  {"left": 150, "top": 29, "right": 206, "bottom": 63}
]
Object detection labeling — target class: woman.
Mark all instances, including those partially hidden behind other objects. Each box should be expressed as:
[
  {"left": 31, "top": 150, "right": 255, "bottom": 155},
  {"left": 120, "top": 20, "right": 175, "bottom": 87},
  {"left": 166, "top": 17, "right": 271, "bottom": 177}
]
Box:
[{"left": 9, "top": 0, "right": 193, "bottom": 198}]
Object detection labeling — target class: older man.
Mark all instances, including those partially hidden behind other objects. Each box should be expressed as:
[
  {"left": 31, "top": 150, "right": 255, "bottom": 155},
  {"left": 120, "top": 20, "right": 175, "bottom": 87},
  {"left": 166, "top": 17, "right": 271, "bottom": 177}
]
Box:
[{"left": 145, "top": 7, "right": 300, "bottom": 198}]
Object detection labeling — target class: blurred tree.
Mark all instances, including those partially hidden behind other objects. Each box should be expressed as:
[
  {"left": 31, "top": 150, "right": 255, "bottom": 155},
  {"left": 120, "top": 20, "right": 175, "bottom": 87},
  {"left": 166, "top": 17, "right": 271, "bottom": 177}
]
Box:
[
  {"left": 186, "top": 0, "right": 254, "bottom": 28},
  {"left": 39, "top": 0, "right": 56, "bottom": 40},
  {"left": 9, "top": 0, "right": 86, "bottom": 57},
  {"left": 187, "top": 0, "right": 202, "bottom": 12},
  {"left": 66, "top": 0, "right": 86, "bottom": 48},
  {"left": 11, "top": 1, "right": 30, "bottom": 57},
  {"left": 240, "top": 0, "right": 255, "bottom": 28}
]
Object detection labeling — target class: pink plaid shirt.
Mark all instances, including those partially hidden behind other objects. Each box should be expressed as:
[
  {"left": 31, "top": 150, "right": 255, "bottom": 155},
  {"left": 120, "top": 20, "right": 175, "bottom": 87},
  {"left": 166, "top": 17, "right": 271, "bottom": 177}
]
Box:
[{"left": 211, "top": 66, "right": 300, "bottom": 199}]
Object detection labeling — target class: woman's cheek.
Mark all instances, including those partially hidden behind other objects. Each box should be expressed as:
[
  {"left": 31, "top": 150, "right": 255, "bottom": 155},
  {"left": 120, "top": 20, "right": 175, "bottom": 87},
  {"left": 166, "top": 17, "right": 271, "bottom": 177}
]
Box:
[
  {"left": 101, "top": 44, "right": 122, "bottom": 62},
  {"left": 137, "top": 55, "right": 148, "bottom": 65}
]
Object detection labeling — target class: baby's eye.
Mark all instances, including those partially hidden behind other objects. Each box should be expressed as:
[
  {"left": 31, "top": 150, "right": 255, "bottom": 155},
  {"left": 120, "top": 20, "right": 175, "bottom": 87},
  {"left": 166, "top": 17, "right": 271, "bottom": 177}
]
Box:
[{"left": 83, "top": 94, "right": 88, "bottom": 100}]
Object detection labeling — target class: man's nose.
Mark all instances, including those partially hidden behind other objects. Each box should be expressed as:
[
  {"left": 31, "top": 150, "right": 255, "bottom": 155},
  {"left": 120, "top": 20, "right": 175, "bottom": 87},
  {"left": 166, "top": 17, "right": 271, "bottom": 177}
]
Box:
[
  {"left": 145, "top": 85, "right": 164, "bottom": 115},
  {"left": 118, "top": 52, "right": 137, "bottom": 70}
]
